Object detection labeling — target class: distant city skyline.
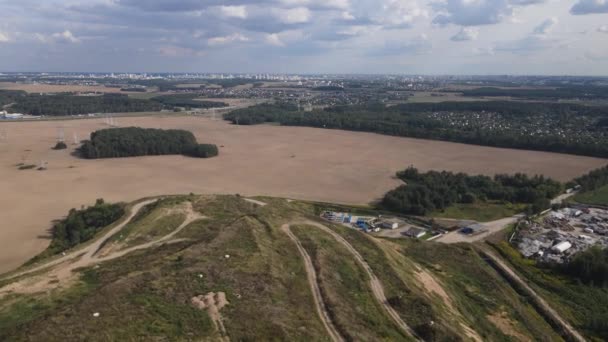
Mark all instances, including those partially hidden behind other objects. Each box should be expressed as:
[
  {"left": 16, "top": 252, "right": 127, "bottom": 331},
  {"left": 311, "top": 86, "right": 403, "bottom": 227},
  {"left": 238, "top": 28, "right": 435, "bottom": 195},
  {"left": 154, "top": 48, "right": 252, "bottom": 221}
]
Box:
[{"left": 1, "top": 1, "right": 607, "bottom": 75}]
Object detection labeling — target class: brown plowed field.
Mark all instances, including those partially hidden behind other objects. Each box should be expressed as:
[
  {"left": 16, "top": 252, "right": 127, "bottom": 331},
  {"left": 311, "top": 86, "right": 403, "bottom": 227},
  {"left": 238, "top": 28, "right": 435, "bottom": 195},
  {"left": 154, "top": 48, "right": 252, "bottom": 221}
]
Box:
[{"left": 0, "top": 116, "right": 605, "bottom": 273}]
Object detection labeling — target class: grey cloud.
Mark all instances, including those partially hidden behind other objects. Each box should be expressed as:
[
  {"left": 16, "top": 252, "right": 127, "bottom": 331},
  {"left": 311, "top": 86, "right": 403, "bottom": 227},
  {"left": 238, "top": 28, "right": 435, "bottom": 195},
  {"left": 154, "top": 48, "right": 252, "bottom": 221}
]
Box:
[
  {"left": 533, "top": 17, "right": 557, "bottom": 35},
  {"left": 451, "top": 27, "right": 478, "bottom": 41},
  {"left": 370, "top": 36, "right": 432, "bottom": 56},
  {"left": 433, "top": 0, "right": 546, "bottom": 27},
  {"left": 571, "top": 0, "right": 608, "bottom": 15}
]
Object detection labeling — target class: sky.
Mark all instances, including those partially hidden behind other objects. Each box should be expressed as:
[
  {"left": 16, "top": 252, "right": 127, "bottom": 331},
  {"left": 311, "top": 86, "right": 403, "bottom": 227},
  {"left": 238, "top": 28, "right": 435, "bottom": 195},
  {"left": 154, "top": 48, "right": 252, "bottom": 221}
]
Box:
[{"left": 0, "top": 0, "right": 607, "bottom": 75}]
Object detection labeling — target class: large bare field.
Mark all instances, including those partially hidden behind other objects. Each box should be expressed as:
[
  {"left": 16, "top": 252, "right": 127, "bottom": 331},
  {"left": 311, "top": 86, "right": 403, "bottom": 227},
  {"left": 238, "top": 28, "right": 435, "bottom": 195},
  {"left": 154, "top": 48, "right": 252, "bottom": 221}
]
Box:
[
  {"left": 0, "top": 82, "right": 125, "bottom": 94},
  {"left": 0, "top": 116, "right": 606, "bottom": 273}
]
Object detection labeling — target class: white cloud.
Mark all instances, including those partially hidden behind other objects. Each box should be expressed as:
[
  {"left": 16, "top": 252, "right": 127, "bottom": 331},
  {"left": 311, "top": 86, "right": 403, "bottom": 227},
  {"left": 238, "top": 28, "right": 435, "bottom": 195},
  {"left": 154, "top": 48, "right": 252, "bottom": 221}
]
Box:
[
  {"left": 585, "top": 49, "right": 608, "bottom": 61},
  {"left": 34, "top": 30, "right": 80, "bottom": 44},
  {"left": 207, "top": 33, "right": 249, "bottom": 46},
  {"left": 273, "top": 7, "right": 311, "bottom": 24},
  {"left": 265, "top": 33, "right": 285, "bottom": 46},
  {"left": 451, "top": 27, "right": 479, "bottom": 41},
  {"left": 278, "top": 0, "right": 350, "bottom": 10},
  {"left": 533, "top": 17, "right": 557, "bottom": 35},
  {"left": 495, "top": 35, "right": 561, "bottom": 54},
  {"left": 379, "top": 0, "right": 428, "bottom": 28},
  {"left": 218, "top": 6, "right": 247, "bottom": 19},
  {"left": 433, "top": 0, "right": 513, "bottom": 26},
  {"left": 52, "top": 30, "right": 80, "bottom": 43},
  {"left": 0, "top": 31, "right": 9, "bottom": 42},
  {"left": 571, "top": 0, "right": 608, "bottom": 15},
  {"left": 433, "top": 0, "right": 545, "bottom": 27},
  {"left": 599, "top": 25, "right": 608, "bottom": 33}
]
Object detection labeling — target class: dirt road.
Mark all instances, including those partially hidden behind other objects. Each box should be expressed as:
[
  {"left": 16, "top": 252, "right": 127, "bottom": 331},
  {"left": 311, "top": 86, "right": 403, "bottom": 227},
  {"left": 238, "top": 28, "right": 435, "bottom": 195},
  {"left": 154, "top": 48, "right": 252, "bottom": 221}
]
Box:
[
  {"left": 480, "top": 249, "right": 586, "bottom": 342},
  {"left": 292, "top": 220, "right": 420, "bottom": 340},
  {"left": 1, "top": 200, "right": 203, "bottom": 297},
  {"left": 6, "top": 199, "right": 158, "bottom": 280},
  {"left": 281, "top": 224, "right": 344, "bottom": 342},
  {"left": 435, "top": 215, "right": 524, "bottom": 244}
]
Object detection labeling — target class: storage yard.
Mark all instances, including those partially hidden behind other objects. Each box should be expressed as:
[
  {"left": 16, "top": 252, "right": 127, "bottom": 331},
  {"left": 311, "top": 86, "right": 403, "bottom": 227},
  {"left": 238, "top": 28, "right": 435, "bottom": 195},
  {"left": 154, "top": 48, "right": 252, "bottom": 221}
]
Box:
[
  {"left": 320, "top": 210, "right": 444, "bottom": 239},
  {"left": 514, "top": 207, "right": 608, "bottom": 263}
]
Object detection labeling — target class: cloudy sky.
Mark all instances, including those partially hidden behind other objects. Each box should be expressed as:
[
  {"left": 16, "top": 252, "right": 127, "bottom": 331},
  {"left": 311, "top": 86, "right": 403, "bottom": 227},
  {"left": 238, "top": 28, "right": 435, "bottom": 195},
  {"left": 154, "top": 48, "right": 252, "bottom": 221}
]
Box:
[{"left": 0, "top": 0, "right": 607, "bottom": 75}]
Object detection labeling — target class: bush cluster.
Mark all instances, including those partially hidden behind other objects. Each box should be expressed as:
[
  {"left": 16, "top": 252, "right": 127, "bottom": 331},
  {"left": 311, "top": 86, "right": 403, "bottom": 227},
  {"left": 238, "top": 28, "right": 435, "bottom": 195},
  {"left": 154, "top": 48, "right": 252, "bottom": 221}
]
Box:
[
  {"left": 382, "top": 167, "right": 561, "bottom": 216},
  {"left": 78, "top": 127, "right": 218, "bottom": 159}
]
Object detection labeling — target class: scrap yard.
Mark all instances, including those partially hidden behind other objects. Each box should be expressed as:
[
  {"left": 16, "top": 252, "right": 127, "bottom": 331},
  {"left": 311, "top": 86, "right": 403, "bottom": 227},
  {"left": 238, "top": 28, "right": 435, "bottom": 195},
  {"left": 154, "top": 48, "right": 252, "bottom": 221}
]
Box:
[{"left": 514, "top": 206, "right": 608, "bottom": 263}]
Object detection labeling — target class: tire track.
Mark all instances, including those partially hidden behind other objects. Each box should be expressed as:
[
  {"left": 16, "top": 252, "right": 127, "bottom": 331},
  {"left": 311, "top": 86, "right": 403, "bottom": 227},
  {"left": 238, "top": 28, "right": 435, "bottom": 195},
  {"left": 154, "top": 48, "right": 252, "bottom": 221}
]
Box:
[
  {"left": 281, "top": 224, "right": 344, "bottom": 342},
  {"left": 287, "top": 220, "right": 421, "bottom": 341}
]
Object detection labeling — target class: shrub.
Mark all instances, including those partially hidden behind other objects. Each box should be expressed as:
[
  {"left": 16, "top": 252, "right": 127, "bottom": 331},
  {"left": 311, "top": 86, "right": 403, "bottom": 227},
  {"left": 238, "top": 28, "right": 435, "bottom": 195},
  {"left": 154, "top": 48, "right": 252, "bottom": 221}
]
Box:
[
  {"left": 183, "top": 144, "right": 219, "bottom": 158},
  {"left": 53, "top": 141, "right": 67, "bottom": 150}
]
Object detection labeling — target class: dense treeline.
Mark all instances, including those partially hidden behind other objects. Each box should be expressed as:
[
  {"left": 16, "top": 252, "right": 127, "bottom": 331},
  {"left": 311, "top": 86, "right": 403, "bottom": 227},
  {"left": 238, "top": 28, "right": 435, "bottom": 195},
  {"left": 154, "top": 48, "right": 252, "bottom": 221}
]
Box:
[
  {"left": 224, "top": 102, "right": 608, "bottom": 158},
  {"left": 557, "top": 247, "right": 608, "bottom": 287},
  {"left": 151, "top": 94, "right": 228, "bottom": 109},
  {"left": 0, "top": 90, "right": 26, "bottom": 107},
  {"left": 461, "top": 86, "right": 608, "bottom": 100},
  {"left": 390, "top": 100, "right": 608, "bottom": 117},
  {"left": 382, "top": 167, "right": 561, "bottom": 215},
  {"left": 224, "top": 103, "right": 298, "bottom": 124},
  {"left": 183, "top": 144, "right": 219, "bottom": 158},
  {"left": 78, "top": 127, "right": 218, "bottom": 159},
  {"left": 48, "top": 199, "right": 124, "bottom": 255},
  {"left": 10, "top": 93, "right": 163, "bottom": 116},
  {"left": 312, "top": 86, "right": 345, "bottom": 91},
  {"left": 573, "top": 165, "right": 608, "bottom": 192}
]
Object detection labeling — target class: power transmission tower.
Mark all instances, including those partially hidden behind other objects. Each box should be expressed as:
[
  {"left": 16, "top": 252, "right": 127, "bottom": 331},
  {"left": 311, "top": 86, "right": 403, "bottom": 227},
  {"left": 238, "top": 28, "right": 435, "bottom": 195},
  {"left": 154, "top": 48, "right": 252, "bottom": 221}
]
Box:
[{"left": 57, "top": 127, "right": 65, "bottom": 143}]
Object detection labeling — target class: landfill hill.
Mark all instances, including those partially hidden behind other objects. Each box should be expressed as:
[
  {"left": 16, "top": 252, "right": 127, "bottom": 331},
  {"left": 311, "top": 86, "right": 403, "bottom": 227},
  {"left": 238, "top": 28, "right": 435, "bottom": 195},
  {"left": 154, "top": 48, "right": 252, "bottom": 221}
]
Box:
[{"left": 0, "top": 194, "right": 563, "bottom": 341}]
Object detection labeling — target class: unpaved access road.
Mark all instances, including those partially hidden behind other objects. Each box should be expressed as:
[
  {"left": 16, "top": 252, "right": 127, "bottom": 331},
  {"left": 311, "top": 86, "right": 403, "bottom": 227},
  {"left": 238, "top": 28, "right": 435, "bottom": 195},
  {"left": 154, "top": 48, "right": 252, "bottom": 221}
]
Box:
[
  {"left": 290, "top": 220, "right": 420, "bottom": 341},
  {"left": 480, "top": 249, "right": 586, "bottom": 342},
  {"left": 435, "top": 215, "right": 524, "bottom": 244},
  {"left": 1, "top": 200, "right": 203, "bottom": 297},
  {"left": 281, "top": 224, "right": 344, "bottom": 342}
]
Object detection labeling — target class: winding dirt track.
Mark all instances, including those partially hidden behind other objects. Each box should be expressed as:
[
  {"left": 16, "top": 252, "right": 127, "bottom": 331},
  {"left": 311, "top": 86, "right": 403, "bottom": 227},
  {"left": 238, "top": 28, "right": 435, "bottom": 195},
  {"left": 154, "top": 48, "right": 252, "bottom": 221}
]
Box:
[
  {"left": 281, "top": 224, "right": 344, "bottom": 342},
  {"left": 6, "top": 199, "right": 157, "bottom": 280},
  {"left": 1, "top": 200, "right": 203, "bottom": 297},
  {"left": 286, "top": 220, "right": 420, "bottom": 341}
]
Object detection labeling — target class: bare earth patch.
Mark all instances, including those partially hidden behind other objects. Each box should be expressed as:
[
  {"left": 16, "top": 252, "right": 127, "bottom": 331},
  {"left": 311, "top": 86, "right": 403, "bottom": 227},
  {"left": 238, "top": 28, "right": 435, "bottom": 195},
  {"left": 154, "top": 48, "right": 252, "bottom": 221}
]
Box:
[
  {"left": 0, "top": 82, "right": 128, "bottom": 94},
  {"left": 414, "top": 267, "right": 483, "bottom": 342},
  {"left": 191, "top": 292, "right": 229, "bottom": 337},
  {"left": 488, "top": 311, "right": 531, "bottom": 342},
  {"left": 0, "top": 116, "right": 605, "bottom": 273}
]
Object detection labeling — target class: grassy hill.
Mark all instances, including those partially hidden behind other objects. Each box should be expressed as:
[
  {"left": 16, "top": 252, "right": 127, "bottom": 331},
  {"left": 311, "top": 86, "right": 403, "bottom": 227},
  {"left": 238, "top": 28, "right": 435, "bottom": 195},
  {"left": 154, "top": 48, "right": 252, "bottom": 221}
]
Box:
[{"left": 0, "top": 195, "right": 563, "bottom": 341}]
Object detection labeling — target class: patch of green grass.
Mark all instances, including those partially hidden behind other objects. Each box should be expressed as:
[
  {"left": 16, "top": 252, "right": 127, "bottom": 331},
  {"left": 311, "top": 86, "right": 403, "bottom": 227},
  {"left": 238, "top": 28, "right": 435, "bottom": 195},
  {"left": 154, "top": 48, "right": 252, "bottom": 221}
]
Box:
[
  {"left": 491, "top": 241, "right": 608, "bottom": 341},
  {"left": 399, "top": 240, "right": 563, "bottom": 341},
  {"left": 573, "top": 185, "right": 608, "bottom": 206},
  {"left": 0, "top": 268, "right": 100, "bottom": 339},
  {"left": 430, "top": 202, "right": 526, "bottom": 222},
  {"left": 319, "top": 221, "right": 462, "bottom": 340},
  {"left": 292, "top": 224, "right": 411, "bottom": 341}
]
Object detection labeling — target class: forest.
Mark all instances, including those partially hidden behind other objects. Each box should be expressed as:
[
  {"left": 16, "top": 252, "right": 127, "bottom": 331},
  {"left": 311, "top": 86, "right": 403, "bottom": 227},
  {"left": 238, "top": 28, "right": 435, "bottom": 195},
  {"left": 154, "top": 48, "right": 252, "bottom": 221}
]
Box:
[
  {"left": 9, "top": 93, "right": 163, "bottom": 116},
  {"left": 573, "top": 165, "right": 608, "bottom": 192},
  {"left": 381, "top": 167, "right": 561, "bottom": 216},
  {"left": 557, "top": 247, "right": 608, "bottom": 287},
  {"left": 0, "top": 89, "right": 25, "bottom": 107},
  {"left": 78, "top": 127, "right": 218, "bottom": 159},
  {"left": 461, "top": 86, "right": 608, "bottom": 100},
  {"left": 224, "top": 102, "right": 608, "bottom": 158},
  {"left": 150, "top": 94, "right": 228, "bottom": 109},
  {"left": 2, "top": 91, "right": 229, "bottom": 116},
  {"left": 46, "top": 199, "right": 124, "bottom": 256}
]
